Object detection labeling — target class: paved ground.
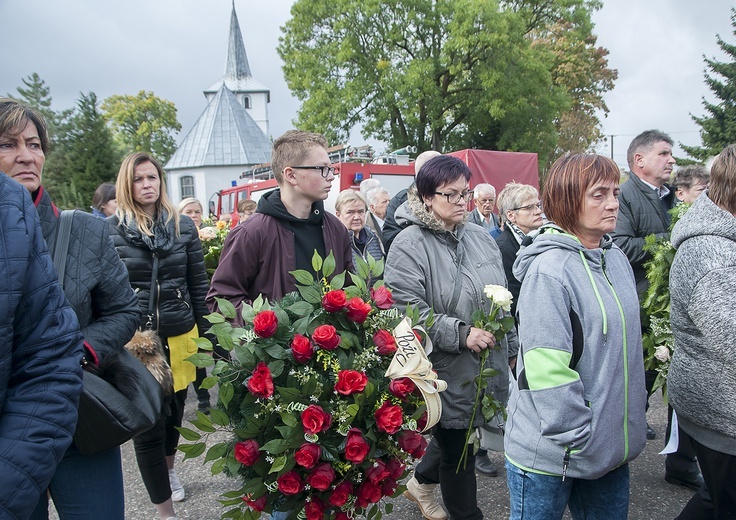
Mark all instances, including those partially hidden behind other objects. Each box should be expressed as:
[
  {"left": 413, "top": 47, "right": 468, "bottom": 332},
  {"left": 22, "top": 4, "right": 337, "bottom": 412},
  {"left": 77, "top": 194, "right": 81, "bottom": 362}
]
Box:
[{"left": 65, "top": 390, "right": 691, "bottom": 520}]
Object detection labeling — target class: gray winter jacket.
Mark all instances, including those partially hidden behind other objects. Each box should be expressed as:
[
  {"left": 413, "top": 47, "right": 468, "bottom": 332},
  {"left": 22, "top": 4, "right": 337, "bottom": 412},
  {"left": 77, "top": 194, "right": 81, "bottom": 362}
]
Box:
[
  {"left": 384, "top": 188, "right": 517, "bottom": 429},
  {"left": 669, "top": 193, "right": 736, "bottom": 456},
  {"left": 611, "top": 172, "right": 676, "bottom": 295},
  {"left": 505, "top": 226, "right": 646, "bottom": 479}
]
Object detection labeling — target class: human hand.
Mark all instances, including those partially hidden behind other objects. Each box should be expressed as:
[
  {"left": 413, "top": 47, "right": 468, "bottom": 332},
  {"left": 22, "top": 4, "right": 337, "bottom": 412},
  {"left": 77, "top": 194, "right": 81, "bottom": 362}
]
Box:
[{"left": 465, "top": 327, "right": 496, "bottom": 353}]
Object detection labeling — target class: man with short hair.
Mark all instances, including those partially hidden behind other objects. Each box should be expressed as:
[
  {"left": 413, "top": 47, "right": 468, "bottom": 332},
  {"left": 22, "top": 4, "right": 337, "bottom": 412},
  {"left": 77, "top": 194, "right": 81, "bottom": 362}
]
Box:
[
  {"left": 467, "top": 183, "right": 500, "bottom": 231},
  {"left": 365, "top": 186, "right": 391, "bottom": 240},
  {"left": 207, "top": 130, "right": 353, "bottom": 318},
  {"left": 611, "top": 129, "right": 703, "bottom": 492}
]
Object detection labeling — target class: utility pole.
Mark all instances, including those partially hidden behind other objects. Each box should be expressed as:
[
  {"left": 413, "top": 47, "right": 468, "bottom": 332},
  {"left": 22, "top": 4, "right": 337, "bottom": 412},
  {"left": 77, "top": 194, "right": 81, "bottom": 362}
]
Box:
[{"left": 609, "top": 134, "right": 614, "bottom": 160}]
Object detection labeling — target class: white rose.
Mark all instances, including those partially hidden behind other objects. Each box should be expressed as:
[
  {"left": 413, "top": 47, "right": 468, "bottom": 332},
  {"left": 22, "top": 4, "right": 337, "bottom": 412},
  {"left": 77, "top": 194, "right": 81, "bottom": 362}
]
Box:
[
  {"left": 199, "top": 226, "right": 217, "bottom": 241},
  {"left": 654, "top": 345, "right": 671, "bottom": 363},
  {"left": 483, "top": 284, "right": 513, "bottom": 312}
]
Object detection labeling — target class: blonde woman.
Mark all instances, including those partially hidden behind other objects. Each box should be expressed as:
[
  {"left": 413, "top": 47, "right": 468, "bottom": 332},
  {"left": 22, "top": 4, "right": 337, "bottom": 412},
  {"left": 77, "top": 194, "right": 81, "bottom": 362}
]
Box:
[{"left": 108, "top": 152, "right": 209, "bottom": 520}]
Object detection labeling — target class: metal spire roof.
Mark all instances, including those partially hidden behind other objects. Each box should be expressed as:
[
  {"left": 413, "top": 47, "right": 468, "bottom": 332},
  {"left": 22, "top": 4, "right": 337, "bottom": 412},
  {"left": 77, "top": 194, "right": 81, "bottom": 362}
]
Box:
[
  {"left": 204, "top": 2, "right": 270, "bottom": 98},
  {"left": 165, "top": 84, "right": 271, "bottom": 169}
]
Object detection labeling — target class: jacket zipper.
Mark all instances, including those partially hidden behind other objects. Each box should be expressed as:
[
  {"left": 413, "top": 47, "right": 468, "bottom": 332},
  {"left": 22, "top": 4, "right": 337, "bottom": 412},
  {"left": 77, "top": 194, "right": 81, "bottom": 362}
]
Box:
[{"left": 562, "top": 447, "right": 571, "bottom": 481}]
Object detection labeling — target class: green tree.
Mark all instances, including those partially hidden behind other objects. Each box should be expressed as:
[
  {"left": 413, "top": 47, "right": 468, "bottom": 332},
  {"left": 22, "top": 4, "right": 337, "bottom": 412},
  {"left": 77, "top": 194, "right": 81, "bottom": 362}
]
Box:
[
  {"left": 47, "top": 92, "right": 120, "bottom": 209},
  {"left": 101, "top": 91, "right": 181, "bottom": 164},
  {"left": 682, "top": 8, "right": 736, "bottom": 161},
  {"left": 279, "top": 0, "right": 611, "bottom": 168}
]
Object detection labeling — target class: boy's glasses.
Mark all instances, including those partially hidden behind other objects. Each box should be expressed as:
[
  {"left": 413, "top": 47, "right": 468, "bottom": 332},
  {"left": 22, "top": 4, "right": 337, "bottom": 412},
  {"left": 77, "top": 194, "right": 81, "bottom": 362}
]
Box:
[{"left": 292, "top": 165, "right": 337, "bottom": 178}]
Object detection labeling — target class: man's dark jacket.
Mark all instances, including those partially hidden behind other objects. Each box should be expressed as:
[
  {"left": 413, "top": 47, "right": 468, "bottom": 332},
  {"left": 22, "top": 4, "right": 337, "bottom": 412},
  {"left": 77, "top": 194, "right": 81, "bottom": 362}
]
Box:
[
  {"left": 207, "top": 189, "right": 352, "bottom": 320},
  {"left": 610, "top": 172, "right": 676, "bottom": 295}
]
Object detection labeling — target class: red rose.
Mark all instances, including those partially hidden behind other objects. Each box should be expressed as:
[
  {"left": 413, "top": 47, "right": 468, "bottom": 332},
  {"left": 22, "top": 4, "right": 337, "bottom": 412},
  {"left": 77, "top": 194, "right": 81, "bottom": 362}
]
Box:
[
  {"left": 373, "top": 329, "right": 397, "bottom": 355},
  {"left": 312, "top": 324, "right": 341, "bottom": 350},
  {"left": 301, "top": 404, "right": 332, "bottom": 435},
  {"left": 398, "top": 429, "right": 428, "bottom": 458},
  {"left": 389, "top": 377, "right": 416, "bottom": 399},
  {"left": 356, "top": 480, "right": 382, "bottom": 508},
  {"left": 305, "top": 497, "right": 326, "bottom": 520},
  {"left": 334, "top": 370, "right": 369, "bottom": 396},
  {"left": 345, "top": 297, "right": 372, "bottom": 324},
  {"left": 253, "top": 310, "right": 278, "bottom": 338},
  {"left": 334, "top": 513, "right": 351, "bottom": 520},
  {"left": 381, "top": 479, "right": 398, "bottom": 497},
  {"left": 246, "top": 362, "right": 274, "bottom": 398},
  {"left": 234, "top": 439, "right": 260, "bottom": 466},
  {"left": 322, "top": 290, "right": 348, "bottom": 312},
  {"left": 370, "top": 286, "right": 395, "bottom": 309},
  {"left": 295, "top": 442, "right": 321, "bottom": 468},
  {"left": 416, "top": 411, "right": 428, "bottom": 432},
  {"left": 291, "top": 334, "right": 314, "bottom": 363},
  {"left": 365, "top": 459, "right": 390, "bottom": 483},
  {"left": 329, "top": 480, "right": 354, "bottom": 507},
  {"left": 344, "top": 428, "right": 370, "bottom": 464},
  {"left": 385, "top": 458, "right": 406, "bottom": 480},
  {"left": 306, "top": 462, "right": 335, "bottom": 491},
  {"left": 242, "top": 494, "right": 267, "bottom": 511},
  {"left": 374, "top": 400, "right": 403, "bottom": 434},
  {"left": 277, "top": 470, "right": 304, "bottom": 495}
]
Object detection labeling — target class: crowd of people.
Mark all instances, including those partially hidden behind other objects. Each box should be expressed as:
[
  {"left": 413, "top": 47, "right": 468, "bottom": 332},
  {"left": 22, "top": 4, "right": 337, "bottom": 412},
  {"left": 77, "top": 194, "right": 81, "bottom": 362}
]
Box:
[{"left": 0, "top": 96, "right": 734, "bottom": 520}]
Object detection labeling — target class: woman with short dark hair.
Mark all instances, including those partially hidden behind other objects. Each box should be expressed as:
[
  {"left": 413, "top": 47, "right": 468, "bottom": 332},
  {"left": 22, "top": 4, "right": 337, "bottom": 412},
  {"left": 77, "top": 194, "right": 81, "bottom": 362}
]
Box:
[
  {"left": 385, "top": 155, "right": 516, "bottom": 520},
  {"left": 505, "top": 153, "right": 647, "bottom": 520},
  {"left": 91, "top": 182, "right": 117, "bottom": 218}
]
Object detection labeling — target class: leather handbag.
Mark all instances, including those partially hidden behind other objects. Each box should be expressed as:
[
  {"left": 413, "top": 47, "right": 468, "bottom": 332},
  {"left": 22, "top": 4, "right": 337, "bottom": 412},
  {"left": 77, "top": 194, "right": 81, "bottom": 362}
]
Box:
[{"left": 53, "top": 210, "right": 163, "bottom": 455}]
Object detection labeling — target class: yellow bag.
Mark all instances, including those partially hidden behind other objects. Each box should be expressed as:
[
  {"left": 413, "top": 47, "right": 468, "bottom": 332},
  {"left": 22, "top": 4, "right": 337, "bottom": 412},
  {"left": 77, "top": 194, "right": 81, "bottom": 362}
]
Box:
[{"left": 168, "top": 324, "right": 198, "bottom": 392}]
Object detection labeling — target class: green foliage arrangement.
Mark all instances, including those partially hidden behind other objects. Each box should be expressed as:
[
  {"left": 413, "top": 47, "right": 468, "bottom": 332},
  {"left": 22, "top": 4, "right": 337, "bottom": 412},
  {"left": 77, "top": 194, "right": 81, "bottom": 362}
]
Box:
[{"left": 180, "top": 253, "right": 431, "bottom": 520}]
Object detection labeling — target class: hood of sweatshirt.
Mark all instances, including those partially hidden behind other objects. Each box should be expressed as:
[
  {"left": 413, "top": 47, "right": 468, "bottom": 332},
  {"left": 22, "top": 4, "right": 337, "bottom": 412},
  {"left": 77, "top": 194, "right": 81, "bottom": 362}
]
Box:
[
  {"left": 256, "top": 188, "right": 325, "bottom": 225},
  {"left": 671, "top": 191, "right": 736, "bottom": 249}
]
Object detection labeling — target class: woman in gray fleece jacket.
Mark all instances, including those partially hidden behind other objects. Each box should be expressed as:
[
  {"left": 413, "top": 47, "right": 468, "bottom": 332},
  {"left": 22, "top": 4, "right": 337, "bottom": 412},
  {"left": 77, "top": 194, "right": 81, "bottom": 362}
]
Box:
[
  {"left": 505, "top": 154, "right": 646, "bottom": 520},
  {"left": 669, "top": 144, "right": 736, "bottom": 518}
]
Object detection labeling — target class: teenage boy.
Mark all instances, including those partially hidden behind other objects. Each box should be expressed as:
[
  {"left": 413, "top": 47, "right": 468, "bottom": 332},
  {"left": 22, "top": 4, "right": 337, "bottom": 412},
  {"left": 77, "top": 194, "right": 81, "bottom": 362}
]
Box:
[{"left": 207, "top": 130, "right": 352, "bottom": 317}]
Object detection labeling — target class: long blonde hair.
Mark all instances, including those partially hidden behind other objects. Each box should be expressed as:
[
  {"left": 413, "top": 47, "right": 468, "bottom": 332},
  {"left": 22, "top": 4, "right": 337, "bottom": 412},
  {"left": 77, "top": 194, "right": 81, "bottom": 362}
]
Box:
[{"left": 115, "top": 152, "right": 179, "bottom": 237}]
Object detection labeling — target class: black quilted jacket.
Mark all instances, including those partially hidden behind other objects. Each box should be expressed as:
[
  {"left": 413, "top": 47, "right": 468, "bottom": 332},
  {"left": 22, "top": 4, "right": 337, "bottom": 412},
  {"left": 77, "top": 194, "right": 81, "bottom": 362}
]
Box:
[
  {"left": 107, "top": 213, "right": 209, "bottom": 339},
  {"left": 34, "top": 187, "right": 139, "bottom": 362}
]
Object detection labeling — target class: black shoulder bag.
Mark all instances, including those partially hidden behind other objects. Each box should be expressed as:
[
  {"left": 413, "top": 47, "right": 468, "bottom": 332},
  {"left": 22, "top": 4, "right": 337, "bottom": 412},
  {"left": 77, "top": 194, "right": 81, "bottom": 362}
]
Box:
[{"left": 53, "top": 210, "right": 163, "bottom": 455}]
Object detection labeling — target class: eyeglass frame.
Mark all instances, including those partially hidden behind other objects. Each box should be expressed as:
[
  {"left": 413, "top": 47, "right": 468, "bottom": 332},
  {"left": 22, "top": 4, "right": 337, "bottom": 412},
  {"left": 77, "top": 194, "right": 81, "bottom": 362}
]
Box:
[
  {"left": 434, "top": 190, "right": 474, "bottom": 204},
  {"left": 290, "top": 165, "right": 337, "bottom": 178},
  {"left": 511, "top": 202, "right": 542, "bottom": 212}
]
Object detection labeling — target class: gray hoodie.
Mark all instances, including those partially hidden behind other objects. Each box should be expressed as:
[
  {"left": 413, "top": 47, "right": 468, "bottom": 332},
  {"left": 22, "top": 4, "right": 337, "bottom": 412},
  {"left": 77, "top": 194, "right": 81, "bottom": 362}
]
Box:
[
  {"left": 669, "top": 192, "right": 736, "bottom": 456},
  {"left": 384, "top": 187, "right": 517, "bottom": 429},
  {"left": 505, "top": 226, "right": 646, "bottom": 479}
]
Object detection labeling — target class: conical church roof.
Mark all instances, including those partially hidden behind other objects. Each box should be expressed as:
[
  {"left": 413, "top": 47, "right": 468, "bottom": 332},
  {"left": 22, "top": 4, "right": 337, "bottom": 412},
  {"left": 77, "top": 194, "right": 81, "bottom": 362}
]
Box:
[
  {"left": 165, "top": 84, "right": 271, "bottom": 169},
  {"left": 204, "top": 3, "right": 270, "bottom": 99}
]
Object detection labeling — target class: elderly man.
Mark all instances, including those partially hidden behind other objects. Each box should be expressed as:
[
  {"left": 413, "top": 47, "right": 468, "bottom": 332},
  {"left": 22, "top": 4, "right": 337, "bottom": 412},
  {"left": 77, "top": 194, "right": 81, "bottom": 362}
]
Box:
[
  {"left": 467, "top": 183, "right": 500, "bottom": 231},
  {"left": 611, "top": 130, "right": 703, "bottom": 493},
  {"left": 365, "top": 186, "right": 391, "bottom": 239}
]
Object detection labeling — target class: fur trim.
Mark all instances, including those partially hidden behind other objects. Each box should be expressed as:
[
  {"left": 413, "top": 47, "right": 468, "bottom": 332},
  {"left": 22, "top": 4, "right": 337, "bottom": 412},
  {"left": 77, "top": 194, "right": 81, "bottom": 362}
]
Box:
[
  {"left": 406, "top": 185, "right": 469, "bottom": 232},
  {"left": 125, "top": 330, "right": 174, "bottom": 396}
]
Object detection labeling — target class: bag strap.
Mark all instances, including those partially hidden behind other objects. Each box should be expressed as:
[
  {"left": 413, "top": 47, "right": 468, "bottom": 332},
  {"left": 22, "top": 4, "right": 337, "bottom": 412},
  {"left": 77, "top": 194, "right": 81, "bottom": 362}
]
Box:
[
  {"left": 449, "top": 240, "right": 465, "bottom": 312},
  {"left": 145, "top": 253, "right": 160, "bottom": 330},
  {"left": 52, "top": 210, "right": 76, "bottom": 290}
]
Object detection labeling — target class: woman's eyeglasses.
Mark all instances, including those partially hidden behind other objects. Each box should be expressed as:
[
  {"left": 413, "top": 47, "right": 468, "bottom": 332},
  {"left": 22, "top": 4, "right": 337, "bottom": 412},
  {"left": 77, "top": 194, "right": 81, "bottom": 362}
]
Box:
[
  {"left": 291, "top": 165, "right": 337, "bottom": 178},
  {"left": 512, "top": 202, "right": 542, "bottom": 212},
  {"left": 435, "top": 190, "right": 474, "bottom": 204}
]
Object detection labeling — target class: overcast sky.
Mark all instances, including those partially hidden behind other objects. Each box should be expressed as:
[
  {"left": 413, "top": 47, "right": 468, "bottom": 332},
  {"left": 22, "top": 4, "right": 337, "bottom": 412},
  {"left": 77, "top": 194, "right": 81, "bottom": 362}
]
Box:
[{"left": 1, "top": 0, "right": 733, "bottom": 170}]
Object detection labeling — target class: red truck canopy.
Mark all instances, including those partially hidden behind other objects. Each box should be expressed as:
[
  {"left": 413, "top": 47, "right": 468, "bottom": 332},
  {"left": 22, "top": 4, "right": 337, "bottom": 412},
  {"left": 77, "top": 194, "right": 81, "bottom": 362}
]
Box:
[{"left": 447, "top": 149, "right": 539, "bottom": 191}]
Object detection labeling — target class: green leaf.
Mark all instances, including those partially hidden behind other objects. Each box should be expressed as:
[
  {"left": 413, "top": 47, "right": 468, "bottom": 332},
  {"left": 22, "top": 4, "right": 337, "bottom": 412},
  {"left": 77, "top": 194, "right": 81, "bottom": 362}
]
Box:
[
  {"left": 269, "top": 360, "right": 285, "bottom": 377},
  {"left": 280, "top": 411, "right": 298, "bottom": 427},
  {"left": 192, "top": 337, "right": 213, "bottom": 351},
  {"left": 209, "top": 408, "right": 230, "bottom": 426},
  {"left": 261, "top": 438, "right": 290, "bottom": 454},
  {"left": 211, "top": 458, "right": 226, "bottom": 475},
  {"left": 292, "top": 316, "right": 309, "bottom": 335},
  {"left": 291, "top": 269, "right": 315, "bottom": 286},
  {"left": 312, "top": 250, "right": 323, "bottom": 272},
  {"left": 296, "top": 284, "right": 323, "bottom": 304},
  {"left": 185, "top": 353, "right": 215, "bottom": 368},
  {"left": 205, "top": 312, "right": 225, "bottom": 324},
  {"left": 200, "top": 375, "right": 219, "bottom": 390},
  {"left": 276, "top": 386, "right": 303, "bottom": 402},
  {"left": 178, "top": 442, "right": 206, "bottom": 459},
  {"left": 215, "top": 297, "right": 237, "bottom": 319},
  {"left": 205, "top": 442, "right": 229, "bottom": 462},
  {"left": 269, "top": 455, "right": 288, "bottom": 473},
  {"left": 322, "top": 250, "right": 336, "bottom": 278},
  {"left": 330, "top": 270, "right": 346, "bottom": 290},
  {"left": 176, "top": 426, "right": 202, "bottom": 441},
  {"left": 288, "top": 301, "right": 314, "bottom": 316},
  {"left": 355, "top": 256, "right": 371, "bottom": 281},
  {"left": 349, "top": 272, "right": 368, "bottom": 293},
  {"left": 263, "top": 344, "right": 289, "bottom": 360},
  {"left": 219, "top": 381, "right": 234, "bottom": 407}
]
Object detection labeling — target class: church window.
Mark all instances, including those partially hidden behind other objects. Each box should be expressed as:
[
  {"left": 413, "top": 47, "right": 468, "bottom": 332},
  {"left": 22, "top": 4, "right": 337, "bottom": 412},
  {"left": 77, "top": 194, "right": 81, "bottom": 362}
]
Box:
[
  {"left": 180, "top": 175, "right": 195, "bottom": 199},
  {"left": 243, "top": 96, "right": 250, "bottom": 109}
]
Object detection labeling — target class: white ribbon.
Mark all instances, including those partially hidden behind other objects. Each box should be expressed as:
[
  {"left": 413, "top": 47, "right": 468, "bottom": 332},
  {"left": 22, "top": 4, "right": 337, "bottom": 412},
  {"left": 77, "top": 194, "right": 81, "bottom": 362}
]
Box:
[{"left": 385, "top": 318, "right": 447, "bottom": 432}]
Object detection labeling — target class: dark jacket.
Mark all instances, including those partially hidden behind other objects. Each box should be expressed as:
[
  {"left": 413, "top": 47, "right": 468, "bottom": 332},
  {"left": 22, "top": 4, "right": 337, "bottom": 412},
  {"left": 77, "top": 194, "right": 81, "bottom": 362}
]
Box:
[
  {"left": 207, "top": 189, "right": 353, "bottom": 319},
  {"left": 35, "top": 187, "right": 139, "bottom": 361},
  {"left": 0, "top": 175, "right": 83, "bottom": 520},
  {"left": 494, "top": 228, "right": 522, "bottom": 319},
  {"left": 108, "top": 213, "right": 209, "bottom": 339},
  {"left": 669, "top": 193, "right": 736, "bottom": 456},
  {"left": 385, "top": 188, "right": 517, "bottom": 429},
  {"left": 611, "top": 172, "right": 676, "bottom": 295},
  {"left": 381, "top": 187, "right": 409, "bottom": 252},
  {"left": 348, "top": 226, "right": 384, "bottom": 265},
  {"left": 467, "top": 208, "right": 500, "bottom": 230}
]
